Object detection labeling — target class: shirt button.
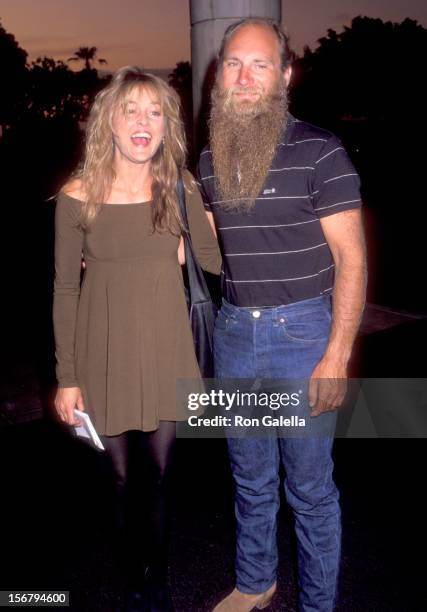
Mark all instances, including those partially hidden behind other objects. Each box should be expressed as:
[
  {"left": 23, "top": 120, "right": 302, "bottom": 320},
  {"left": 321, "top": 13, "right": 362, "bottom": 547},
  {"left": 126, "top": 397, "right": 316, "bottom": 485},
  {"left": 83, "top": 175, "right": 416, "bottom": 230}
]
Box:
[
  {"left": 279, "top": 317, "right": 285, "bottom": 323},
  {"left": 252, "top": 310, "right": 261, "bottom": 319}
]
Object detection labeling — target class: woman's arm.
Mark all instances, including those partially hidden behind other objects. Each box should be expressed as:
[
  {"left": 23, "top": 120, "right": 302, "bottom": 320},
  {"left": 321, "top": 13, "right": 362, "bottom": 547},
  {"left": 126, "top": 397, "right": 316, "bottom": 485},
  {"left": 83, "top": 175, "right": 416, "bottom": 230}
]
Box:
[
  {"left": 184, "top": 180, "right": 222, "bottom": 275},
  {"left": 53, "top": 192, "right": 85, "bottom": 424}
]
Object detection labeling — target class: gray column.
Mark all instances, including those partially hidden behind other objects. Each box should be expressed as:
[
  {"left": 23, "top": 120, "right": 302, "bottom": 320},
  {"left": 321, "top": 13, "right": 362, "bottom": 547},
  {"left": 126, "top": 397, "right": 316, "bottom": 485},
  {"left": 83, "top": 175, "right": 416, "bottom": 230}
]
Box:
[{"left": 190, "top": 0, "right": 281, "bottom": 148}]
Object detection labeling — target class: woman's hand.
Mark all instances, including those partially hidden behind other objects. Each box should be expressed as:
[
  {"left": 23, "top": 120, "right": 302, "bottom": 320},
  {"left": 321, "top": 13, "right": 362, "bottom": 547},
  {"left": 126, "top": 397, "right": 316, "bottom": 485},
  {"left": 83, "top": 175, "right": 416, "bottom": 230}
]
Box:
[{"left": 54, "top": 387, "right": 85, "bottom": 425}]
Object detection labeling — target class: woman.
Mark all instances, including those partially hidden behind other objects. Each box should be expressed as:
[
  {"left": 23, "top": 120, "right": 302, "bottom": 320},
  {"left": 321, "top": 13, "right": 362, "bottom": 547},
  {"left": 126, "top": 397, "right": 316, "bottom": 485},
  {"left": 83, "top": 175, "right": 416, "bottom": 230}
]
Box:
[{"left": 53, "top": 66, "right": 221, "bottom": 611}]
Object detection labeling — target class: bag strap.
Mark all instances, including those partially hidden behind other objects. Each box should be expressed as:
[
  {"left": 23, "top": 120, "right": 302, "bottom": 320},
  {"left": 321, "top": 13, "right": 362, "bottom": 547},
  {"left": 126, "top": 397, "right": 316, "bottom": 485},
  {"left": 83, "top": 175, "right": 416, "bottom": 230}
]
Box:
[
  {"left": 176, "top": 174, "right": 189, "bottom": 228},
  {"left": 176, "top": 175, "right": 212, "bottom": 305}
]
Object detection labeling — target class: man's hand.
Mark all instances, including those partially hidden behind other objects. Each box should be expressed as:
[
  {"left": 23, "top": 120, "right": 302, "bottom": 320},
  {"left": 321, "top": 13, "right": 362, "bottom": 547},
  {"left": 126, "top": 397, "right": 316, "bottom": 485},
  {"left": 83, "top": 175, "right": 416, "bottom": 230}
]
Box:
[
  {"left": 308, "top": 357, "right": 347, "bottom": 416},
  {"left": 54, "top": 387, "right": 85, "bottom": 425}
]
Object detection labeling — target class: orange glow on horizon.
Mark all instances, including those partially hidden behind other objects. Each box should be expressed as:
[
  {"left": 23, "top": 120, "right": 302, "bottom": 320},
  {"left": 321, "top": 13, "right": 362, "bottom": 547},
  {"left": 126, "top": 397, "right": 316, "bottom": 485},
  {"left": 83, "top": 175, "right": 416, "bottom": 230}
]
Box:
[{"left": 1, "top": 0, "right": 426, "bottom": 70}]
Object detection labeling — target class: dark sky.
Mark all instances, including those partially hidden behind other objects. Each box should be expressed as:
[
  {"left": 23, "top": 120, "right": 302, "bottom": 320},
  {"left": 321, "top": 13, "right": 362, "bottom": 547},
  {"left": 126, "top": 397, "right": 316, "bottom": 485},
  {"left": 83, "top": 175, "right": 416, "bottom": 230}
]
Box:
[{"left": 2, "top": 0, "right": 427, "bottom": 70}]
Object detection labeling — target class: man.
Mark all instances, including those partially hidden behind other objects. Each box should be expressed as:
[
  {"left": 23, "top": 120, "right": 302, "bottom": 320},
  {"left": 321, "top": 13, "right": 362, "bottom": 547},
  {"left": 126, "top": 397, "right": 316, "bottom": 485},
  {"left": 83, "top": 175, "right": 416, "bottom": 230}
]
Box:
[{"left": 198, "top": 18, "right": 366, "bottom": 612}]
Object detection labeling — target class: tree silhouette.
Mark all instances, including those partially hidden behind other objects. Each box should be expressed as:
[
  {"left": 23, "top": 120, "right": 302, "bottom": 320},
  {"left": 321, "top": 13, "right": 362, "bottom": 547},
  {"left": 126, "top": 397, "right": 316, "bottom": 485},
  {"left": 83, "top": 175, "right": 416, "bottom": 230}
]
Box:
[
  {"left": 168, "top": 61, "right": 193, "bottom": 156},
  {"left": 0, "top": 18, "right": 28, "bottom": 127},
  {"left": 27, "top": 57, "right": 80, "bottom": 120},
  {"left": 68, "top": 46, "right": 107, "bottom": 71},
  {"left": 169, "top": 61, "right": 192, "bottom": 92},
  {"left": 291, "top": 16, "right": 427, "bottom": 127}
]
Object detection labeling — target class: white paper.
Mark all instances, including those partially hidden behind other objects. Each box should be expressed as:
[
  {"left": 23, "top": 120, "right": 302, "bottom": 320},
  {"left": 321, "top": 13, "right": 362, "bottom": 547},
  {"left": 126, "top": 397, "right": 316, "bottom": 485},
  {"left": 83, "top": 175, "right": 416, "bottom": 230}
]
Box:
[{"left": 73, "top": 409, "right": 105, "bottom": 450}]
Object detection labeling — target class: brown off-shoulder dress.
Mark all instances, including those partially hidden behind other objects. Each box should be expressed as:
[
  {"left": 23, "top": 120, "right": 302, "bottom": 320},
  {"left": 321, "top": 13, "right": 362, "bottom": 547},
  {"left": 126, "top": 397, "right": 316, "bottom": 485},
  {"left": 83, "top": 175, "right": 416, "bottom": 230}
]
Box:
[{"left": 53, "top": 180, "right": 221, "bottom": 436}]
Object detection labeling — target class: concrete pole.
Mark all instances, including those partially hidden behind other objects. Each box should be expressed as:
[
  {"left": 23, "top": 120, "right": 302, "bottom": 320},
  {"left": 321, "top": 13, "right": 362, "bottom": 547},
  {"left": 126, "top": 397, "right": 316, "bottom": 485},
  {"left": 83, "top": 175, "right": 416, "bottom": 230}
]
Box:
[{"left": 190, "top": 0, "right": 281, "bottom": 151}]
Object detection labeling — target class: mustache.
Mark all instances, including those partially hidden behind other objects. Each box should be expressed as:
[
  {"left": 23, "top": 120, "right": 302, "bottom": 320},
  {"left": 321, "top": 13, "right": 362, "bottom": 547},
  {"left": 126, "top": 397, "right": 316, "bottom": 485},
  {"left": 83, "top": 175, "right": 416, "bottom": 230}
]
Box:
[
  {"left": 231, "top": 86, "right": 263, "bottom": 94},
  {"left": 215, "top": 86, "right": 263, "bottom": 108}
]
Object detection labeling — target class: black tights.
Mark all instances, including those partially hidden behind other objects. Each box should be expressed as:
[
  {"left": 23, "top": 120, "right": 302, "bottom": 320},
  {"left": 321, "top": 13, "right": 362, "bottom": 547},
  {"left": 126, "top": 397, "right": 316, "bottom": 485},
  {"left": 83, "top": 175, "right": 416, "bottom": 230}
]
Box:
[{"left": 101, "top": 422, "right": 176, "bottom": 586}]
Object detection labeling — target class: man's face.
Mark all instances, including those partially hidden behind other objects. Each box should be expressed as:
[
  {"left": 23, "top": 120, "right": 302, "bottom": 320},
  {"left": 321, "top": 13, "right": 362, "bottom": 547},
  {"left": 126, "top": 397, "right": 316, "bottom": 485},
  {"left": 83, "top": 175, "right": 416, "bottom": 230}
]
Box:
[
  {"left": 218, "top": 24, "right": 291, "bottom": 114},
  {"left": 210, "top": 24, "right": 291, "bottom": 211}
]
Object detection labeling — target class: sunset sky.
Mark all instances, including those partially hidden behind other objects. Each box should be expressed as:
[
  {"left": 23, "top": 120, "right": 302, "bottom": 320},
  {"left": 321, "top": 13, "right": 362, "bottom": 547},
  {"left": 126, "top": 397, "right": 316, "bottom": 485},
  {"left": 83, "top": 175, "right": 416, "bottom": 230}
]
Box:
[{"left": 1, "top": 0, "right": 427, "bottom": 70}]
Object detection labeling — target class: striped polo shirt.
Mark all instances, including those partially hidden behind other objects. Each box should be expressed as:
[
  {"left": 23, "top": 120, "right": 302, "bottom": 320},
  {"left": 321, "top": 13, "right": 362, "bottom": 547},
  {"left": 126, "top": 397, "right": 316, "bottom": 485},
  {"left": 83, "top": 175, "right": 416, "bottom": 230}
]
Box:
[{"left": 197, "top": 114, "right": 362, "bottom": 307}]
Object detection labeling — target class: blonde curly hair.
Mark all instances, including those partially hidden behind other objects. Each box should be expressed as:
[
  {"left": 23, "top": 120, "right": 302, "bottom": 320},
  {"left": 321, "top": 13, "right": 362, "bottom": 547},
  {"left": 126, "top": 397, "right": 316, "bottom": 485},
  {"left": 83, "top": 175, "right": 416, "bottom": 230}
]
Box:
[{"left": 75, "top": 66, "right": 191, "bottom": 233}]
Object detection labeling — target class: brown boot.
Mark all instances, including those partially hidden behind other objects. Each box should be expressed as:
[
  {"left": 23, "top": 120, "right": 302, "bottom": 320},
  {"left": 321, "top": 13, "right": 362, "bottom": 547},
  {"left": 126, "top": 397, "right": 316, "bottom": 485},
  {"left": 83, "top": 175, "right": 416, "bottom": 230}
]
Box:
[{"left": 212, "top": 582, "right": 277, "bottom": 611}]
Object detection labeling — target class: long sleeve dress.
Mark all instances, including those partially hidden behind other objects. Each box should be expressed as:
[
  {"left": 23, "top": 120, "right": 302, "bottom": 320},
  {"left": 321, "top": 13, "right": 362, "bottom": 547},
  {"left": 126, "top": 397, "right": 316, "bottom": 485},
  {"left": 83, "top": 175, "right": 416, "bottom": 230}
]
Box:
[{"left": 53, "top": 177, "right": 222, "bottom": 436}]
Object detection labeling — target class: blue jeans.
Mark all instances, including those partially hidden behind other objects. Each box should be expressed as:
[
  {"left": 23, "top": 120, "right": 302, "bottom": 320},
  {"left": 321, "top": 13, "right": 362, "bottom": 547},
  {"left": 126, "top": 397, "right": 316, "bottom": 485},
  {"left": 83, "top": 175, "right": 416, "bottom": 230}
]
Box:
[{"left": 213, "top": 296, "right": 341, "bottom": 612}]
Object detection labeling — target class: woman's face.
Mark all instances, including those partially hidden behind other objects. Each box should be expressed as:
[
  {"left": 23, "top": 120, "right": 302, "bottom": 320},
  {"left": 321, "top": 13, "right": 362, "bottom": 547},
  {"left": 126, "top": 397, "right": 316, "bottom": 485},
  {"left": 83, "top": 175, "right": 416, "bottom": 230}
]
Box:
[{"left": 111, "top": 86, "right": 166, "bottom": 167}]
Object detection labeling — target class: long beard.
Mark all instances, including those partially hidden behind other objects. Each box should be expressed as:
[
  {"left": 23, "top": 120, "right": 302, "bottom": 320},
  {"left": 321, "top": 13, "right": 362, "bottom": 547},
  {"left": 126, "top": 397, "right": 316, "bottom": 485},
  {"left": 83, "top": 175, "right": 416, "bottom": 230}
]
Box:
[{"left": 209, "top": 81, "right": 288, "bottom": 213}]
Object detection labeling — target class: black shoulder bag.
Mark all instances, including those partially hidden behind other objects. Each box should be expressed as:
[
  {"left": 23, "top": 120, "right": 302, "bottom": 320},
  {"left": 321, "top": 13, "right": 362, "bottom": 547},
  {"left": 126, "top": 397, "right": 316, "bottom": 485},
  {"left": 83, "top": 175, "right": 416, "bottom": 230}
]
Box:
[{"left": 177, "top": 176, "right": 217, "bottom": 378}]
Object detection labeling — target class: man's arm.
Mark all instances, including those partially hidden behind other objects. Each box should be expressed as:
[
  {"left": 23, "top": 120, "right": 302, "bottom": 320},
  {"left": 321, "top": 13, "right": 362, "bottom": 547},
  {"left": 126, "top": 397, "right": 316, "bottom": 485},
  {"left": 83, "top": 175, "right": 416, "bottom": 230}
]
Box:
[{"left": 309, "top": 208, "right": 367, "bottom": 416}]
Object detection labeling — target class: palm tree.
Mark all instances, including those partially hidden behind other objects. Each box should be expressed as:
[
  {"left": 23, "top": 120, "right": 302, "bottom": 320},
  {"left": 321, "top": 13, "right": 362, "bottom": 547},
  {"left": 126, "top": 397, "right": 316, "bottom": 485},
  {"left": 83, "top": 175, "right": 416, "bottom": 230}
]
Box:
[
  {"left": 68, "top": 46, "right": 107, "bottom": 70},
  {"left": 168, "top": 61, "right": 192, "bottom": 92}
]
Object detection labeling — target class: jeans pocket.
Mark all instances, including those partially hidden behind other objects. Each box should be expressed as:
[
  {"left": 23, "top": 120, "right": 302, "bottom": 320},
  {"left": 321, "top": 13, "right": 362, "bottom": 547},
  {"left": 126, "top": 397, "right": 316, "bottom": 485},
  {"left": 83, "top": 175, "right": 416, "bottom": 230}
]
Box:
[
  {"left": 281, "top": 308, "right": 331, "bottom": 343},
  {"left": 215, "top": 310, "right": 237, "bottom": 332}
]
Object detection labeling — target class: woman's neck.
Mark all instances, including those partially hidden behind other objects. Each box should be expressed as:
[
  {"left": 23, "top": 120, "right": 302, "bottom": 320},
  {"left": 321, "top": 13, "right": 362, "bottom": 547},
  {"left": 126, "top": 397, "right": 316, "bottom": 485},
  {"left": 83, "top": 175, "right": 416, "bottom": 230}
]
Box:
[{"left": 107, "top": 158, "right": 153, "bottom": 204}]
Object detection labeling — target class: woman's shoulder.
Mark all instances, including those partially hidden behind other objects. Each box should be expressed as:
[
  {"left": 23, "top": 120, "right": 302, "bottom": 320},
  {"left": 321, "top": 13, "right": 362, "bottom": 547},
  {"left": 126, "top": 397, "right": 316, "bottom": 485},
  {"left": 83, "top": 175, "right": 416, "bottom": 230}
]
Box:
[
  {"left": 56, "top": 179, "right": 86, "bottom": 222},
  {"left": 60, "top": 178, "right": 86, "bottom": 201}
]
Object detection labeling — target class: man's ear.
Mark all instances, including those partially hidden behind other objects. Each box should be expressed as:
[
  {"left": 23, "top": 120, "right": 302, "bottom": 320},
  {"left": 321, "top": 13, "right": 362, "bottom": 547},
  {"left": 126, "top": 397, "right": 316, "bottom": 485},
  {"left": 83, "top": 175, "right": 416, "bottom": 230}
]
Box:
[{"left": 283, "top": 65, "right": 292, "bottom": 88}]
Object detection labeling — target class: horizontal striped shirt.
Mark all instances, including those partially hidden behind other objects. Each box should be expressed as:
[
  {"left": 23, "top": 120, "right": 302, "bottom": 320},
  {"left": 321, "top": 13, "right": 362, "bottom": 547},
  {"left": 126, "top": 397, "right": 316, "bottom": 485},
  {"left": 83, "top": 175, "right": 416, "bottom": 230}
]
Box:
[{"left": 197, "top": 114, "right": 362, "bottom": 307}]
